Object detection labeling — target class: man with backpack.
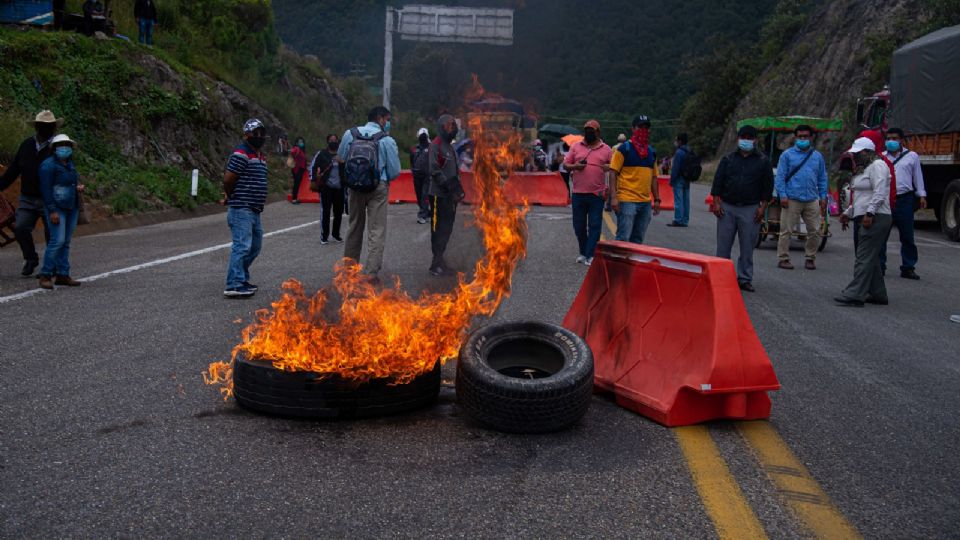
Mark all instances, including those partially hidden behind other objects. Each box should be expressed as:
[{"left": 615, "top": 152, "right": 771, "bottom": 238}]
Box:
[
  {"left": 668, "top": 133, "right": 699, "bottom": 227},
  {"left": 775, "top": 124, "right": 829, "bottom": 270},
  {"left": 337, "top": 106, "right": 401, "bottom": 281},
  {"left": 410, "top": 127, "right": 431, "bottom": 224},
  {"left": 427, "top": 114, "right": 465, "bottom": 276}
]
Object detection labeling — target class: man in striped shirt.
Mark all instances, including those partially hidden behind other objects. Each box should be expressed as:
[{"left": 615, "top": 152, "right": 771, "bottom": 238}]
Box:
[{"left": 222, "top": 119, "right": 269, "bottom": 298}]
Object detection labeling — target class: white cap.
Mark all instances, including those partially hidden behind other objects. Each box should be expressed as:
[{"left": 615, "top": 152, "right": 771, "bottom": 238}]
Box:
[
  {"left": 846, "top": 137, "right": 875, "bottom": 153},
  {"left": 50, "top": 134, "right": 75, "bottom": 146},
  {"left": 417, "top": 127, "right": 429, "bottom": 137}
]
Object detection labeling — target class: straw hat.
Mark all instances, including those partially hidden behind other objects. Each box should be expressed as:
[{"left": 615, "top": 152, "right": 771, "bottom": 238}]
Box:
[{"left": 33, "top": 110, "right": 63, "bottom": 125}]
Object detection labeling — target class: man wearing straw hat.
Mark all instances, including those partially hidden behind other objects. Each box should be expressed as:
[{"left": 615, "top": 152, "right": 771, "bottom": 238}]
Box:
[{"left": 0, "top": 110, "right": 60, "bottom": 277}]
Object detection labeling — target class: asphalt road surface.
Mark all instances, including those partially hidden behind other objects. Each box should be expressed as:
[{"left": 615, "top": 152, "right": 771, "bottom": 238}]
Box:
[{"left": 1, "top": 183, "right": 958, "bottom": 538}]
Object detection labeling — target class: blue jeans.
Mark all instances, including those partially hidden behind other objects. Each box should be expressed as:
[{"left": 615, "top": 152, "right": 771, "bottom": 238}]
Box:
[
  {"left": 672, "top": 181, "right": 690, "bottom": 225},
  {"left": 571, "top": 193, "right": 604, "bottom": 258},
  {"left": 40, "top": 207, "right": 79, "bottom": 277},
  {"left": 226, "top": 207, "right": 263, "bottom": 289},
  {"left": 881, "top": 192, "right": 918, "bottom": 272},
  {"left": 616, "top": 201, "right": 653, "bottom": 244},
  {"left": 138, "top": 19, "right": 155, "bottom": 45}
]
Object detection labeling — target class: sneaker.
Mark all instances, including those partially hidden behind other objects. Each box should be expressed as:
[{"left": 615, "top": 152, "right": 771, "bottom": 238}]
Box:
[
  {"left": 417, "top": 217, "right": 428, "bottom": 224},
  {"left": 900, "top": 269, "right": 920, "bottom": 280},
  {"left": 778, "top": 260, "right": 794, "bottom": 270},
  {"left": 331, "top": 236, "right": 343, "bottom": 243},
  {"left": 21, "top": 259, "right": 38, "bottom": 276},
  {"left": 429, "top": 265, "right": 444, "bottom": 276},
  {"left": 319, "top": 238, "right": 329, "bottom": 245},
  {"left": 291, "top": 199, "right": 300, "bottom": 205},
  {"left": 583, "top": 257, "right": 593, "bottom": 266},
  {"left": 950, "top": 314, "right": 960, "bottom": 324},
  {"left": 224, "top": 286, "right": 255, "bottom": 298},
  {"left": 54, "top": 275, "right": 82, "bottom": 286},
  {"left": 38, "top": 276, "right": 54, "bottom": 290},
  {"left": 576, "top": 255, "right": 586, "bottom": 264},
  {"left": 242, "top": 281, "right": 258, "bottom": 292}
]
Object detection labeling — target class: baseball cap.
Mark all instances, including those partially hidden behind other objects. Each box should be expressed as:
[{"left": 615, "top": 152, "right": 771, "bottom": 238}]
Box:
[
  {"left": 737, "top": 125, "right": 759, "bottom": 138},
  {"left": 417, "top": 127, "right": 429, "bottom": 137},
  {"left": 846, "top": 137, "right": 876, "bottom": 153},
  {"left": 583, "top": 120, "right": 600, "bottom": 131}
]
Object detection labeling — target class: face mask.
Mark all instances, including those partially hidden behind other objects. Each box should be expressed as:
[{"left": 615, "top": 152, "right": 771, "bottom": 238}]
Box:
[
  {"left": 584, "top": 130, "right": 597, "bottom": 144},
  {"left": 55, "top": 146, "right": 73, "bottom": 160},
  {"left": 419, "top": 135, "right": 428, "bottom": 145},
  {"left": 795, "top": 139, "right": 811, "bottom": 150},
  {"left": 383, "top": 120, "right": 391, "bottom": 133},
  {"left": 885, "top": 140, "right": 901, "bottom": 153},
  {"left": 297, "top": 142, "right": 305, "bottom": 150},
  {"left": 328, "top": 141, "right": 338, "bottom": 151},
  {"left": 855, "top": 151, "right": 874, "bottom": 166},
  {"left": 248, "top": 136, "right": 265, "bottom": 149},
  {"left": 738, "top": 139, "right": 755, "bottom": 152}
]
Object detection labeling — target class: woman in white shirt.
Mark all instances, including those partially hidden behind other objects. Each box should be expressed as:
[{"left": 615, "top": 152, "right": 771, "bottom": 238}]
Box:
[{"left": 836, "top": 137, "right": 893, "bottom": 307}]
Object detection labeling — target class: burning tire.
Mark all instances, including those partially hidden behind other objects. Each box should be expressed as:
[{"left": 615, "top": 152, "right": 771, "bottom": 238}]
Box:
[
  {"left": 232, "top": 353, "right": 441, "bottom": 419},
  {"left": 456, "top": 321, "right": 593, "bottom": 433}
]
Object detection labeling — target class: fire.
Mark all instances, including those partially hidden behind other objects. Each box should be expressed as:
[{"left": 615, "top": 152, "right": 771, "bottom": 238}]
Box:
[{"left": 204, "top": 85, "right": 528, "bottom": 397}]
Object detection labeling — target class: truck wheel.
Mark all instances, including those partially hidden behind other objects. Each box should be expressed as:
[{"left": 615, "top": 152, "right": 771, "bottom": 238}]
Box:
[
  {"left": 941, "top": 180, "right": 960, "bottom": 241},
  {"left": 456, "top": 321, "right": 594, "bottom": 434},
  {"left": 232, "top": 353, "right": 441, "bottom": 419}
]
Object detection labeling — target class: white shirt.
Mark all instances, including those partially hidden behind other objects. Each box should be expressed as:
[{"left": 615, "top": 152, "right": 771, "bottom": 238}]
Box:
[
  {"left": 844, "top": 159, "right": 891, "bottom": 218},
  {"left": 882, "top": 149, "right": 926, "bottom": 197}
]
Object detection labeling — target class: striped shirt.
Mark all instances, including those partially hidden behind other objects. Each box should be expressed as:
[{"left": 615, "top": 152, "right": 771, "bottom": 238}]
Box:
[{"left": 226, "top": 142, "right": 268, "bottom": 213}]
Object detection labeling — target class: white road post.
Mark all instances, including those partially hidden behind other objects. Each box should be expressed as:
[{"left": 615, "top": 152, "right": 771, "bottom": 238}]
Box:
[
  {"left": 382, "top": 7, "right": 394, "bottom": 109},
  {"left": 191, "top": 169, "right": 199, "bottom": 198}
]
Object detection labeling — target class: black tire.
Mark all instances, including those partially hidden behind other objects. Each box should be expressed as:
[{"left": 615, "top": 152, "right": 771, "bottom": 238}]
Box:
[
  {"left": 941, "top": 179, "right": 960, "bottom": 241},
  {"left": 456, "top": 321, "right": 594, "bottom": 434},
  {"left": 232, "top": 353, "right": 440, "bottom": 419}
]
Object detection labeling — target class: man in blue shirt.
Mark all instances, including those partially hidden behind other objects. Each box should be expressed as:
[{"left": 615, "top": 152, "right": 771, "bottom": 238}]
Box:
[
  {"left": 774, "top": 124, "right": 828, "bottom": 270},
  {"left": 338, "top": 106, "right": 401, "bottom": 282},
  {"left": 668, "top": 133, "right": 692, "bottom": 227},
  {"left": 222, "top": 118, "right": 269, "bottom": 298}
]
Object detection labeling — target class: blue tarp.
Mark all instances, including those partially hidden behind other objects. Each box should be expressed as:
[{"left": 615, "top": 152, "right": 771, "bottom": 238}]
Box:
[{"left": 0, "top": 0, "right": 52, "bottom": 25}]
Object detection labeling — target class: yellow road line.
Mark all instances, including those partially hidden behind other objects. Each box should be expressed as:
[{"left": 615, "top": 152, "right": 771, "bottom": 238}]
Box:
[
  {"left": 738, "top": 422, "right": 861, "bottom": 539},
  {"left": 602, "top": 211, "right": 617, "bottom": 238},
  {"left": 675, "top": 425, "right": 769, "bottom": 540}
]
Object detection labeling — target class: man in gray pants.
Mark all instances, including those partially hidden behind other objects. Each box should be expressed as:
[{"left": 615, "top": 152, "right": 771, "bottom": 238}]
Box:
[{"left": 709, "top": 125, "right": 774, "bottom": 292}]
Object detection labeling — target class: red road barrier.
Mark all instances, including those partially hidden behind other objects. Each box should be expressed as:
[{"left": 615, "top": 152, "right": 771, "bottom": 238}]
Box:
[
  {"left": 504, "top": 172, "right": 570, "bottom": 206},
  {"left": 286, "top": 170, "right": 320, "bottom": 203},
  {"left": 388, "top": 170, "right": 418, "bottom": 203},
  {"left": 657, "top": 176, "right": 674, "bottom": 211},
  {"left": 562, "top": 241, "right": 780, "bottom": 426}
]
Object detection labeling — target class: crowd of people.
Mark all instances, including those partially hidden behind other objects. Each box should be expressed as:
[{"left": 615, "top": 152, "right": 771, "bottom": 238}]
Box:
[{"left": 0, "top": 106, "right": 942, "bottom": 315}]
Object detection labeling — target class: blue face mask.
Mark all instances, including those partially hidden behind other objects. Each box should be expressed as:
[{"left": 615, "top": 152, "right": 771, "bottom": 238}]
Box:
[
  {"left": 383, "top": 120, "right": 391, "bottom": 133},
  {"left": 737, "top": 139, "right": 754, "bottom": 152},
  {"left": 795, "top": 139, "right": 811, "bottom": 150},
  {"left": 55, "top": 146, "right": 73, "bottom": 160},
  {"left": 885, "top": 140, "right": 901, "bottom": 153}
]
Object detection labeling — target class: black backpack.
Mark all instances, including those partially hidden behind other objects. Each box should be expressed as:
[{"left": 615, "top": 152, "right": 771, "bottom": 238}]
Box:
[
  {"left": 411, "top": 145, "right": 430, "bottom": 176},
  {"left": 680, "top": 147, "right": 702, "bottom": 182},
  {"left": 344, "top": 127, "right": 387, "bottom": 193}
]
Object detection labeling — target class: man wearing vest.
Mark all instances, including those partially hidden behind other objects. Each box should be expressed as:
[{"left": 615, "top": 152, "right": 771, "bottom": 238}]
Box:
[
  {"left": 882, "top": 128, "right": 926, "bottom": 280},
  {"left": 775, "top": 124, "right": 829, "bottom": 270},
  {"left": 338, "top": 106, "right": 401, "bottom": 282}
]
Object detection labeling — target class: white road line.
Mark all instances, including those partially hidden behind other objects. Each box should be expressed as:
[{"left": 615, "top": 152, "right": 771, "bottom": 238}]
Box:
[{"left": 0, "top": 220, "right": 319, "bottom": 305}]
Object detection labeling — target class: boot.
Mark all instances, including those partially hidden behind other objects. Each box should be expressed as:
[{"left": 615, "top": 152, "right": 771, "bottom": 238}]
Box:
[{"left": 38, "top": 276, "right": 54, "bottom": 290}]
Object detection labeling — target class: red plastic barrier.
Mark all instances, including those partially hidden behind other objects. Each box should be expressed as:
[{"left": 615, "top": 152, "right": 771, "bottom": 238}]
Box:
[
  {"left": 286, "top": 170, "right": 320, "bottom": 203},
  {"left": 562, "top": 241, "right": 780, "bottom": 426},
  {"left": 503, "top": 172, "right": 570, "bottom": 206},
  {"left": 657, "top": 176, "right": 674, "bottom": 211},
  {"left": 388, "top": 171, "right": 418, "bottom": 203}
]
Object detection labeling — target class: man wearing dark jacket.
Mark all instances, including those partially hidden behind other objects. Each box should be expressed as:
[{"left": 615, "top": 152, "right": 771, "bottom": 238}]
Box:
[
  {"left": 0, "top": 110, "right": 59, "bottom": 276},
  {"left": 311, "top": 134, "right": 347, "bottom": 244},
  {"left": 134, "top": 0, "right": 159, "bottom": 45},
  {"left": 427, "top": 115, "right": 464, "bottom": 276},
  {"left": 410, "top": 127, "right": 431, "bottom": 224},
  {"left": 710, "top": 125, "right": 774, "bottom": 292}
]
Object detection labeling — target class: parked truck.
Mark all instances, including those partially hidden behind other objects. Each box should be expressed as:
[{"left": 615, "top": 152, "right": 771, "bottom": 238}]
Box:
[{"left": 856, "top": 24, "right": 960, "bottom": 240}]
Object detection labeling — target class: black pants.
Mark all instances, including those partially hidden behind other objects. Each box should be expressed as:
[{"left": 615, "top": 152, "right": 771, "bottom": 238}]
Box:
[
  {"left": 291, "top": 168, "right": 305, "bottom": 200},
  {"left": 320, "top": 185, "right": 344, "bottom": 240},
  {"left": 430, "top": 195, "right": 457, "bottom": 266},
  {"left": 14, "top": 196, "right": 49, "bottom": 263},
  {"left": 413, "top": 173, "right": 430, "bottom": 219},
  {"left": 53, "top": 0, "right": 65, "bottom": 29}
]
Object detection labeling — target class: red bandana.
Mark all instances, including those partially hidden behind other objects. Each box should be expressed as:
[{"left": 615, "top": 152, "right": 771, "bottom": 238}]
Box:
[{"left": 630, "top": 127, "right": 649, "bottom": 159}]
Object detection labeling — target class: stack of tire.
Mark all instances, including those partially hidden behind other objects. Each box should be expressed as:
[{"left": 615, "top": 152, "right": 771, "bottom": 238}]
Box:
[{"left": 230, "top": 321, "right": 595, "bottom": 434}]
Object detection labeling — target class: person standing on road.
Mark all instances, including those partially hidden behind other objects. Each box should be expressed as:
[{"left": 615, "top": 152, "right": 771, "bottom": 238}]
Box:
[
  {"left": 775, "top": 124, "right": 829, "bottom": 270},
  {"left": 222, "top": 119, "right": 269, "bottom": 298},
  {"left": 882, "top": 128, "right": 926, "bottom": 280},
  {"left": 0, "top": 110, "right": 58, "bottom": 277},
  {"left": 36, "top": 135, "right": 83, "bottom": 290},
  {"left": 311, "top": 133, "right": 346, "bottom": 244},
  {"left": 338, "top": 106, "right": 401, "bottom": 282},
  {"left": 710, "top": 125, "right": 774, "bottom": 292},
  {"left": 836, "top": 137, "right": 893, "bottom": 307},
  {"left": 134, "top": 0, "right": 158, "bottom": 46},
  {"left": 289, "top": 136, "right": 307, "bottom": 204},
  {"left": 609, "top": 115, "right": 661, "bottom": 244},
  {"left": 668, "top": 133, "right": 693, "bottom": 227},
  {"left": 427, "top": 114, "right": 465, "bottom": 276},
  {"left": 564, "top": 120, "right": 612, "bottom": 265},
  {"left": 410, "top": 127, "right": 432, "bottom": 224}
]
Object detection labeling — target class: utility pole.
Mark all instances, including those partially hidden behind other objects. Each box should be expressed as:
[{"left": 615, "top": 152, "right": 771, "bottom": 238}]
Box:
[{"left": 382, "top": 7, "right": 395, "bottom": 109}]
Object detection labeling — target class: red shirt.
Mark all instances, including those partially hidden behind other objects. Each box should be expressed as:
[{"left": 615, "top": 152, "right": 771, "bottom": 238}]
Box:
[
  {"left": 564, "top": 141, "right": 612, "bottom": 195},
  {"left": 290, "top": 146, "right": 307, "bottom": 171}
]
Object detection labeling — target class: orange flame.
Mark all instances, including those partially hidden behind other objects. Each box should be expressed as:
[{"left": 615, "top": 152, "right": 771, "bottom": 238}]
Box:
[{"left": 204, "top": 83, "right": 528, "bottom": 397}]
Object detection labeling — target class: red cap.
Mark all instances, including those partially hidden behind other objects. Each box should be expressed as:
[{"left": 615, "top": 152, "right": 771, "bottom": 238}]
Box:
[{"left": 583, "top": 120, "right": 600, "bottom": 131}]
